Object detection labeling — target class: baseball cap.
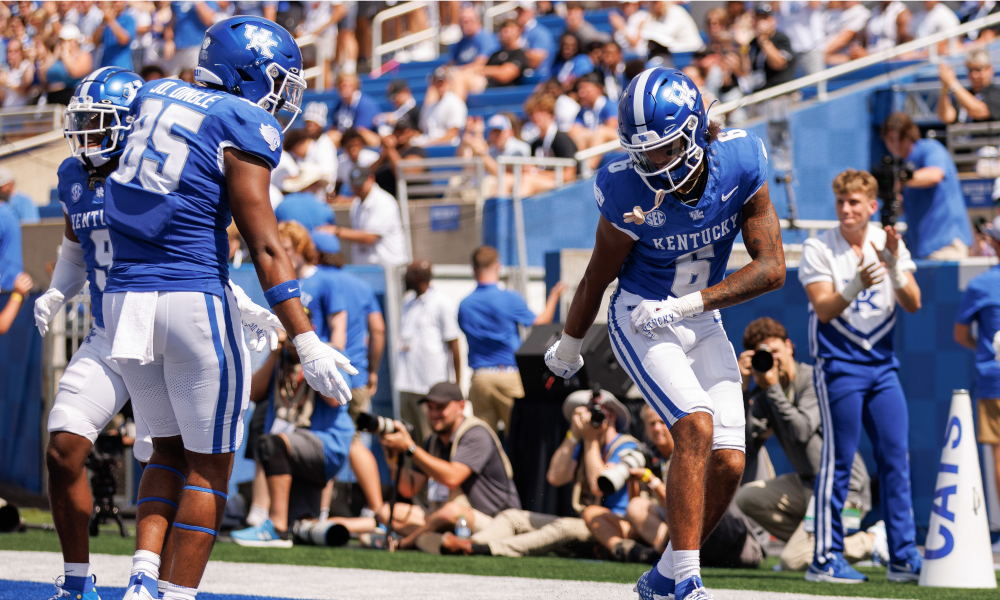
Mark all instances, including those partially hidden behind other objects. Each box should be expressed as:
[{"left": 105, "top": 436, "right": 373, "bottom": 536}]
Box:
[
  {"left": 311, "top": 231, "right": 341, "bottom": 254},
  {"left": 386, "top": 79, "right": 409, "bottom": 98},
  {"left": 59, "top": 24, "right": 83, "bottom": 42},
  {"left": 0, "top": 167, "right": 13, "bottom": 187},
  {"left": 418, "top": 382, "right": 464, "bottom": 404},
  {"left": 516, "top": 1, "right": 535, "bottom": 9},
  {"left": 430, "top": 66, "right": 449, "bottom": 82},
  {"left": 348, "top": 165, "right": 372, "bottom": 191},
  {"left": 754, "top": 3, "right": 774, "bottom": 16},
  {"left": 562, "top": 389, "right": 631, "bottom": 432},
  {"left": 303, "top": 102, "right": 328, "bottom": 128},
  {"left": 486, "top": 114, "right": 512, "bottom": 134}
]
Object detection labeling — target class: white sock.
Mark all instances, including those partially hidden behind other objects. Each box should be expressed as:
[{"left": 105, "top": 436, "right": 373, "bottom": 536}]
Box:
[
  {"left": 246, "top": 505, "right": 269, "bottom": 527},
  {"left": 130, "top": 549, "right": 160, "bottom": 579},
  {"left": 673, "top": 550, "right": 701, "bottom": 584},
  {"left": 63, "top": 562, "right": 90, "bottom": 591},
  {"left": 655, "top": 541, "right": 674, "bottom": 579},
  {"left": 162, "top": 583, "right": 198, "bottom": 600},
  {"left": 158, "top": 580, "right": 170, "bottom": 596}
]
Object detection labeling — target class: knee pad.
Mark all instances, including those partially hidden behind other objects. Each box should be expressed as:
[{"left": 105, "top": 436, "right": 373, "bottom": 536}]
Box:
[
  {"left": 174, "top": 485, "right": 229, "bottom": 537},
  {"left": 256, "top": 435, "right": 292, "bottom": 477}
]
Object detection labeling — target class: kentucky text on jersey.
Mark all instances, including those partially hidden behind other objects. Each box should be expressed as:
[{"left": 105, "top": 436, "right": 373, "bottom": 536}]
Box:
[
  {"left": 57, "top": 157, "right": 113, "bottom": 328},
  {"left": 595, "top": 128, "right": 768, "bottom": 300},
  {"left": 105, "top": 79, "right": 283, "bottom": 297}
]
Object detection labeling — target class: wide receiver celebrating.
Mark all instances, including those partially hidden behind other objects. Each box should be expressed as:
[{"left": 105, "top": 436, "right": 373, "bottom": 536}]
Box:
[
  {"left": 545, "top": 67, "right": 785, "bottom": 600},
  {"left": 103, "top": 16, "right": 355, "bottom": 600}
]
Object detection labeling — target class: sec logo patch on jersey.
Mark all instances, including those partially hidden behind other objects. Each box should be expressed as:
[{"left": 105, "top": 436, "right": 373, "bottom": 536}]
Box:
[
  {"left": 71, "top": 182, "right": 83, "bottom": 203},
  {"left": 645, "top": 210, "right": 666, "bottom": 227},
  {"left": 594, "top": 181, "right": 605, "bottom": 207}
]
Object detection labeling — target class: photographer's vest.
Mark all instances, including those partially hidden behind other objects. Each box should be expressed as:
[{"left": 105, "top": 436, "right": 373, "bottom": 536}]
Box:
[
  {"left": 426, "top": 415, "right": 515, "bottom": 512},
  {"left": 571, "top": 433, "right": 639, "bottom": 515}
]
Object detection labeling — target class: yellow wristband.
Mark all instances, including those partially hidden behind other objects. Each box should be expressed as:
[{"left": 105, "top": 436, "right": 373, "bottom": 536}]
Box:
[
  {"left": 10, "top": 292, "right": 22, "bottom": 303},
  {"left": 566, "top": 430, "right": 578, "bottom": 444},
  {"left": 641, "top": 468, "right": 653, "bottom": 483}
]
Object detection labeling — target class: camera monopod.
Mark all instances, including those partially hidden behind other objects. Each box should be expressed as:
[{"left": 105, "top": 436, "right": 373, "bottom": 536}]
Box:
[{"left": 385, "top": 453, "right": 405, "bottom": 552}]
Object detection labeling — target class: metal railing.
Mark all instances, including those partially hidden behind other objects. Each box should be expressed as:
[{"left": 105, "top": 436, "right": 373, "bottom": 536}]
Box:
[
  {"left": 498, "top": 155, "right": 578, "bottom": 296},
  {"left": 946, "top": 121, "right": 1000, "bottom": 167},
  {"left": 372, "top": 1, "right": 440, "bottom": 71},
  {"left": 0, "top": 104, "right": 63, "bottom": 142},
  {"left": 295, "top": 33, "right": 327, "bottom": 90},
  {"left": 483, "top": 1, "right": 519, "bottom": 33}
]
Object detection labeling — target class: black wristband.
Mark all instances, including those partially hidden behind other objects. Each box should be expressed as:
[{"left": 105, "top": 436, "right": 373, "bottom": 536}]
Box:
[{"left": 406, "top": 443, "right": 417, "bottom": 457}]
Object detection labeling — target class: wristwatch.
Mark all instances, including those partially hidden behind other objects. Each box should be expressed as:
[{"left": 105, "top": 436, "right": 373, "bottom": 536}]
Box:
[{"left": 406, "top": 443, "right": 417, "bottom": 457}]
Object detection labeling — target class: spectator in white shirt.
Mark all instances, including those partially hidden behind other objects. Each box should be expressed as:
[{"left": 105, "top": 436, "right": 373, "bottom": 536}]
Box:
[
  {"left": 333, "top": 166, "right": 409, "bottom": 267},
  {"left": 397, "top": 259, "right": 462, "bottom": 445},
  {"left": 297, "top": 102, "right": 338, "bottom": 184},
  {"left": 641, "top": 0, "right": 704, "bottom": 58},
  {"left": 335, "top": 128, "right": 380, "bottom": 201},
  {"left": 417, "top": 67, "right": 469, "bottom": 147},
  {"left": 457, "top": 113, "right": 532, "bottom": 197},
  {"left": 909, "top": 1, "right": 960, "bottom": 56},
  {"left": 609, "top": 1, "right": 651, "bottom": 57},
  {"left": 297, "top": 1, "right": 347, "bottom": 91},
  {"left": 824, "top": 0, "right": 871, "bottom": 66},
  {"left": 778, "top": 1, "right": 827, "bottom": 75},
  {"left": 853, "top": 1, "right": 909, "bottom": 59}
]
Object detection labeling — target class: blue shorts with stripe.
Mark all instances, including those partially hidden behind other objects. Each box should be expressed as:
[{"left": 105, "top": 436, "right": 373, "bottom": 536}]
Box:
[
  {"left": 103, "top": 287, "right": 251, "bottom": 454},
  {"left": 607, "top": 287, "right": 746, "bottom": 451}
]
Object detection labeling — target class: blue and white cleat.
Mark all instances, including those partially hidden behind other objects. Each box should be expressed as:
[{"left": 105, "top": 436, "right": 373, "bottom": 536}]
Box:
[
  {"left": 122, "top": 572, "right": 158, "bottom": 600},
  {"left": 634, "top": 568, "right": 675, "bottom": 600},
  {"left": 867, "top": 521, "right": 888, "bottom": 566},
  {"left": 231, "top": 517, "right": 293, "bottom": 548},
  {"left": 674, "top": 575, "right": 714, "bottom": 600},
  {"left": 47, "top": 575, "right": 101, "bottom": 600},
  {"left": 805, "top": 552, "right": 868, "bottom": 583},
  {"left": 886, "top": 549, "right": 922, "bottom": 582}
]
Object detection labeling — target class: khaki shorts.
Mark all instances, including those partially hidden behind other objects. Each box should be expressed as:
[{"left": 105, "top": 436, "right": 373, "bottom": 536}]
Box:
[{"left": 978, "top": 398, "right": 1000, "bottom": 444}]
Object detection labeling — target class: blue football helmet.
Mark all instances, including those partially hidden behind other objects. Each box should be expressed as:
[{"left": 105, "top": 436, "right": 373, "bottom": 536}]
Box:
[
  {"left": 195, "top": 15, "right": 306, "bottom": 131},
  {"left": 64, "top": 66, "right": 144, "bottom": 168},
  {"left": 618, "top": 67, "right": 708, "bottom": 194}
]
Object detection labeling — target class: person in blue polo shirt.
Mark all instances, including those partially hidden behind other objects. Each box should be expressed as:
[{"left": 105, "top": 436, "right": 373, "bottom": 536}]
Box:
[
  {"left": 458, "top": 245, "right": 565, "bottom": 434},
  {"left": 451, "top": 6, "right": 499, "bottom": 66},
  {"left": 0, "top": 190, "right": 24, "bottom": 291},
  {"left": 515, "top": 1, "right": 555, "bottom": 77},
  {"left": 165, "top": 1, "right": 219, "bottom": 76},
  {"left": 954, "top": 215, "right": 1000, "bottom": 554},
  {"left": 0, "top": 167, "right": 39, "bottom": 223},
  {"left": 94, "top": 2, "right": 136, "bottom": 69},
  {"left": 881, "top": 112, "right": 973, "bottom": 260}
]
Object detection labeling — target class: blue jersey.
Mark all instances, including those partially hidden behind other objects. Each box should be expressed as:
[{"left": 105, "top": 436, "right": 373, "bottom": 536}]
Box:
[
  {"left": 522, "top": 19, "right": 555, "bottom": 76},
  {"left": 553, "top": 54, "right": 594, "bottom": 85},
  {"left": 596, "top": 128, "right": 768, "bottom": 301},
  {"left": 458, "top": 283, "right": 536, "bottom": 369},
  {"left": 332, "top": 91, "right": 381, "bottom": 132},
  {"left": 902, "top": 138, "right": 973, "bottom": 258},
  {"left": 274, "top": 192, "right": 335, "bottom": 230},
  {"left": 576, "top": 96, "right": 616, "bottom": 131},
  {"left": 451, "top": 30, "right": 499, "bottom": 65},
  {"left": 106, "top": 79, "right": 283, "bottom": 297},
  {"left": 319, "top": 265, "right": 381, "bottom": 388},
  {"left": 57, "top": 158, "right": 114, "bottom": 328},
  {"left": 299, "top": 267, "right": 345, "bottom": 344},
  {"left": 0, "top": 202, "right": 22, "bottom": 291},
  {"left": 956, "top": 265, "right": 1000, "bottom": 398}
]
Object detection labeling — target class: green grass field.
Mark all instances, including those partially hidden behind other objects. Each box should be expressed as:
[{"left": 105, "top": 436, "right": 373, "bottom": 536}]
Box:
[{"left": 2, "top": 514, "right": 997, "bottom": 600}]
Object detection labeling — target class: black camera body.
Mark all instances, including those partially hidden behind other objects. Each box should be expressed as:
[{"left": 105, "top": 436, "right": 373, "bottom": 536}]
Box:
[
  {"left": 751, "top": 346, "right": 774, "bottom": 374},
  {"left": 871, "top": 155, "right": 914, "bottom": 228},
  {"left": 587, "top": 385, "right": 605, "bottom": 428},
  {"left": 356, "top": 412, "right": 412, "bottom": 435}
]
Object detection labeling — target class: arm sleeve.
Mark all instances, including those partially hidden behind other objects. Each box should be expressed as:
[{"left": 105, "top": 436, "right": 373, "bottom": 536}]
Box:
[
  {"left": 956, "top": 282, "right": 985, "bottom": 325},
  {"left": 798, "top": 239, "right": 834, "bottom": 286},
  {"left": 451, "top": 426, "right": 494, "bottom": 473},
  {"left": 48, "top": 236, "right": 89, "bottom": 299},
  {"left": 508, "top": 291, "right": 537, "bottom": 326},
  {"left": 439, "top": 297, "right": 461, "bottom": 342}
]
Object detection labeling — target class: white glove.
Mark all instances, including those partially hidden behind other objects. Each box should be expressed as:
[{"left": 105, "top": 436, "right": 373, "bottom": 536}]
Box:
[
  {"left": 993, "top": 331, "right": 1000, "bottom": 366},
  {"left": 34, "top": 289, "right": 66, "bottom": 337},
  {"left": 230, "top": 281, "right": 284, "bottom": 352},
  {"left": 293, "top": 331, "right": 358, "bottom": 405},
  {"left": 874, "top": 246, "right": 909, "bottom": 289},
  {"left": 629, "top": 294, "right": 704, "bottom": 340},
  {"left": 545, "top": 334, "right": 585, "bottom": 378}
]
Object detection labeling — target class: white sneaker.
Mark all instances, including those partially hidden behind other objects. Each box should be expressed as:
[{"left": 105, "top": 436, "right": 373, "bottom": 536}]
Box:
[
  {"left": 867, "top": 520, "right": 889, "bottom": 566},
  {"left": 440, "top": 24, "right": 462, "bottom": 45}
]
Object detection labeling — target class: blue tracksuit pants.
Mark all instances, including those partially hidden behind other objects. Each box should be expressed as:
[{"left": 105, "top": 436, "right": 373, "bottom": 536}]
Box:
[{"left": 812, "top": 357, "right": 917, "bottom": 564}]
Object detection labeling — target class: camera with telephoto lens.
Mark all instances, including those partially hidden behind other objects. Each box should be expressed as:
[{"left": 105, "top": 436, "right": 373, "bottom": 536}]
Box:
[
  {"left": 597, "top": 449, "right": 646, "bottom": 496},
  {"left": 751, "top": 344, "right": 774, "bottom": 374},
  {"left": 356, "top": 412, "right": 412, "bottom": 435},
  {"left": 587, "top": 385, "right": 605, "bottom": 429},
  {"left": 870, "top": 155, "right": 913, "bottom": 228}
]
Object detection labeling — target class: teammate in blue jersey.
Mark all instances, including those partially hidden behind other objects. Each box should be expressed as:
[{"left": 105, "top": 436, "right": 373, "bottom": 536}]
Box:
[
  {"left": 31, "top": 67, "right": 154, "bottom": 600},
  {"left": 544, "top": 68, "right": 785, "bottom": 600},
  {"left": 102, "top": 16, "right": 356, "bottom": 600},
  {"left": 799, "top": 170, "right": 922, "bottom": 584}
]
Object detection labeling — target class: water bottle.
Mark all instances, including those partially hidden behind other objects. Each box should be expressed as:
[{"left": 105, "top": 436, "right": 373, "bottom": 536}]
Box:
[{"left": 455, "top": 515, "right": 471, "bottom": 539}]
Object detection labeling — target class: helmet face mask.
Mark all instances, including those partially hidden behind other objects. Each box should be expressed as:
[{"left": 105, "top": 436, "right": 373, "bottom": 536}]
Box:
[
  {"left": 258, "top": 62, "right": 306, "bottom": 129},
  {"left": 64, "top": 67, "right": 143, "bottom": 168}
]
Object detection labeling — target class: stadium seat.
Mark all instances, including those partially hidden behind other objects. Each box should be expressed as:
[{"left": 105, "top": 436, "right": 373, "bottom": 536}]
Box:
[{"left": 466, "top": 85, "right": 538, "bottom": 108}]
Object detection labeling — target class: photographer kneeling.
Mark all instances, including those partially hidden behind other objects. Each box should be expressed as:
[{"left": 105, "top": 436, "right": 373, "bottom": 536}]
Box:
[
  {"left": 734, "top": 318, "right": 878, "bottom": 571},
  {"left": 548, "top": 390, "right": 655, "bottom": 563},
  {"left": 375, "top": 382, "right": 520, "bottom": 551},
  {"left": 232, "top": 332, "right": 356, "bottom": 548}
]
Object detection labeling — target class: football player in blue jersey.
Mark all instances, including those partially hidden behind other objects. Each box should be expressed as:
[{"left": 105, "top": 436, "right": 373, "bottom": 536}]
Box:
[
  {"left": 545, "top": 68, "right": 785, "bottom": 600},
  {"left": 102, "top": 16, "right": 356, "bottom": 600},
  {"left": 32, "top": 66, "right": 153, "bottom": 600}
]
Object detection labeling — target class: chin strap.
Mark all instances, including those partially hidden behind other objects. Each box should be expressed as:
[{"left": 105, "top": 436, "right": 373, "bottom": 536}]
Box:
[
  {"left": 624, "top": 189, "right": 668, "bottom": 225},
  {"left": 81, "top": 154, "right": 106, "bottom": 191}
]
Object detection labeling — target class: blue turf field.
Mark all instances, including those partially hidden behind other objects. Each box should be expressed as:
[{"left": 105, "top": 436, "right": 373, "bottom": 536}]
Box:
[{"left": 0, "top": 580, "right": 310, "bottom": 600}]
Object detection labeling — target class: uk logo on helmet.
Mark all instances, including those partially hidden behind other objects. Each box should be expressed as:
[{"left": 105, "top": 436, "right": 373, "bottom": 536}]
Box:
[
  {"left": 244, "top": 24, "right": 278, "bottom": 58},
  {"left": 665, "top": 81, "right": 697, "bottom": 110}
]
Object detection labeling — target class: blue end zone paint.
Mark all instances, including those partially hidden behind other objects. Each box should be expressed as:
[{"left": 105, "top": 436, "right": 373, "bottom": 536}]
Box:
[{"left": 0, "top": 580, "right": 313, "bottom": 600}]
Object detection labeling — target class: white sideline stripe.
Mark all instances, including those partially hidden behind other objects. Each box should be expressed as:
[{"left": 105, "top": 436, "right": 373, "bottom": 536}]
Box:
[{"left": 0, "top": 550, "right": 913, "bottom": 600}]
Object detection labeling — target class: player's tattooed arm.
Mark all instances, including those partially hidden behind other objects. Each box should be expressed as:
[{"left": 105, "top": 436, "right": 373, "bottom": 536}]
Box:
[
  {"left": 701, "top": 182, "right": 785, "bottom": 311},
  {"left": 563, "top": 217, "right": 635, "bottom": 338}
]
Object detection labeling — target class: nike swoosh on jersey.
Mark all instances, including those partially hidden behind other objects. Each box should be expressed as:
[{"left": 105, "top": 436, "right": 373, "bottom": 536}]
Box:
[{"left": 722, "top": 186, "right": 738, "bottom": 202}]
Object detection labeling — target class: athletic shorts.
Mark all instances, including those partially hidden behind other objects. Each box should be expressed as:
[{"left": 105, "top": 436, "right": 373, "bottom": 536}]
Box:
[
  {"left": 607, "top": 287, "right": 746, "bottom": 452},
  {"left": 978, "top": 398, "right": 1000, "bottom": 445},
  {"left": 286, "top": 429, "right": 329, "bottom": 488},
  {"left": 47, "top": 326, "right": 153, "bottom": 462},
  {"left": 103, "top": 289, "right": 250, "bottom": 455}
]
